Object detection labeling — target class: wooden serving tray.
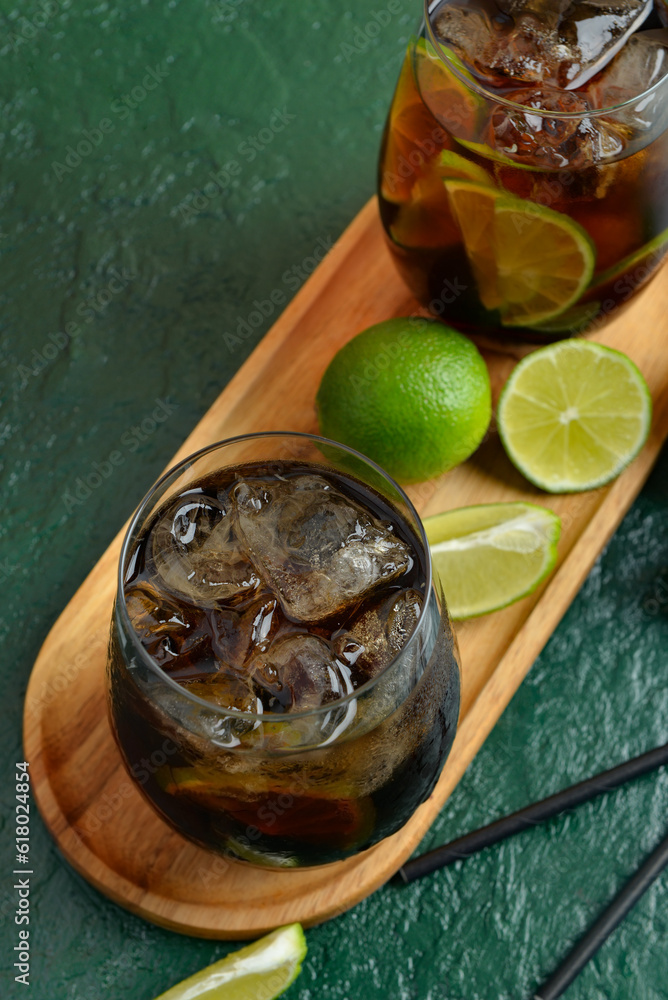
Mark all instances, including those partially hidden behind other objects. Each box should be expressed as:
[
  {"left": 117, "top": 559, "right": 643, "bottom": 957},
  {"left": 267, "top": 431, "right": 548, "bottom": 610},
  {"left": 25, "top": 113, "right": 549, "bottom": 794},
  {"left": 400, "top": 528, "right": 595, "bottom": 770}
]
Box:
[{"left": 24, "top": 198, "right": 668, "bottom": 939}]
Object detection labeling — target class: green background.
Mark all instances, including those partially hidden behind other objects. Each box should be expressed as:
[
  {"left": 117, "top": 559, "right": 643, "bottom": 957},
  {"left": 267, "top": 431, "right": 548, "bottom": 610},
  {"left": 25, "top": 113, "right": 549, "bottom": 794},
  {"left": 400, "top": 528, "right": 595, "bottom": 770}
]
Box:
[{"left": 1, "top": 1, "right": 667, "bottom": 997}]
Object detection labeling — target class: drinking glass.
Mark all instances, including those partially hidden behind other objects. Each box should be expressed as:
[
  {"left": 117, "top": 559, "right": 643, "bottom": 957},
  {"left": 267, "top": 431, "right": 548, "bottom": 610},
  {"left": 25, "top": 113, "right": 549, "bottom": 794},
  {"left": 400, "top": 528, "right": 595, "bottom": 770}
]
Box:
[
  {"left": 378, "top": 0, "right": 668, "bottom": 340},
  {"left": 107, "top": 432, "right": 460, "bottom": 868}
]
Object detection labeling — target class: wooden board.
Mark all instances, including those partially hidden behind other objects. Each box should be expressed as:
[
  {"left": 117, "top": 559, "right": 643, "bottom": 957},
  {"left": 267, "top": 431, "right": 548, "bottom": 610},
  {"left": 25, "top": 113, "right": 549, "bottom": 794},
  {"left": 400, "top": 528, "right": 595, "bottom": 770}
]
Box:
[{"left": 24, "top": 197, "right": 668, "bottom": 939}]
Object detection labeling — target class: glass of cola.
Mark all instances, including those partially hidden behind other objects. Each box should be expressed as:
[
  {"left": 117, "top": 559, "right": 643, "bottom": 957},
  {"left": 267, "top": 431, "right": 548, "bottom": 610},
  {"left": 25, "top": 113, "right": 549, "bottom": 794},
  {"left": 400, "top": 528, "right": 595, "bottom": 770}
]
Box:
[{"left": 107, "top": 433, "right": 460, "bottom": 869}]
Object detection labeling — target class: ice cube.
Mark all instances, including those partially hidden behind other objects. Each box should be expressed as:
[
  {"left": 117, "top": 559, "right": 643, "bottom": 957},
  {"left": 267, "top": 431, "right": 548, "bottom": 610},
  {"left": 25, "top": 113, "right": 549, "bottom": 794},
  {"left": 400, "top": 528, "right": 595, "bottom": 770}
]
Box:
[
  {"left": 125, "top": 581, "right": 216, "bottom": 681},
  {"left": 587, "top": 30, "right": 668, "bottom": 110},
  {"left": 209, "top": 594, "right": 281, "bottom": 671},
  {"left": 248, "top": 633, "right": 354, "bottom": 713},
  {"left": 338, "top": 588, "right": 424, "bottom": 681},
  {"left": 433, "top": 0, "right": 653, "bottom": 90},
  {"left": 182, "top": 674, "right": 260, "bottom": 714},
  {"left": 234, "top": 474, "right": 413, "bottom": 621},
  {"left": 490, "top": 87, "right": 625, "bottom": 166},
  {"left": 150, "top": 493, "right": 261, "bottom": 608}
]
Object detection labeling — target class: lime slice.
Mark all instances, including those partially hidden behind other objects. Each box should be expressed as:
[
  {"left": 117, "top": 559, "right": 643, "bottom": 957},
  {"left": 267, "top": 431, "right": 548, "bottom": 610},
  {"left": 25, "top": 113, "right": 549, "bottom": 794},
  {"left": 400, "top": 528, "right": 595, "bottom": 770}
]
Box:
[
  {"left": 454, "top": 136, "right": 541, "bottom": 172},
  {"left": 390, "top": 171, "right": 462, "bottom": 249},
  {"left": 497, "top": 340, "right": 652, "bottom": 493},
  {"left": 425, "top": 502, "right": 560, "bottom": 619},
  {"left": 444, "top": 179, "right": 503, "bottom": 310},
  {"left": 153, "top": 924, "right": 307, "bottom": 1000},
  {"left": 223, "top": 837, "right": 299, "bottom": 869},
  {"left": 381, "top": 37, "right": 484, "bottom": 206},
  {"left": 445, "top": 180, "right": 596, "bottom": 326},
  {"left": 494, "top": 197, "right": 595, "bottom": 326},
  {"left": 531, "top": 300, "right": 601, "bottom": 336},
  {"left": 389, "top": 141, "right": 496, "bottom": 250},
  {"left": 589, "top": 226, "right": 668, "bottom": 295},
  {"left": 416, "top": 36, "right": 483, "bottom": 126},
  {"left": 437, "top": 149, "right": 495, "bottom": 187}
]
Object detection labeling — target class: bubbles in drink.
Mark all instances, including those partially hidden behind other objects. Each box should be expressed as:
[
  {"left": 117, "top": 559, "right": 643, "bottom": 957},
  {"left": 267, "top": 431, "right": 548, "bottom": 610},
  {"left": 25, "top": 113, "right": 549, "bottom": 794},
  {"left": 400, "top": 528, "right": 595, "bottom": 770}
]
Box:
[
  {"left": 150, "top": 494, "right": 261, "bottom": 608},
  {"left": 234, "top": 473, "right": 413, "bottom": 621},
  {"left": 433, "top": 0, "right": 654, "bottom": 89}
]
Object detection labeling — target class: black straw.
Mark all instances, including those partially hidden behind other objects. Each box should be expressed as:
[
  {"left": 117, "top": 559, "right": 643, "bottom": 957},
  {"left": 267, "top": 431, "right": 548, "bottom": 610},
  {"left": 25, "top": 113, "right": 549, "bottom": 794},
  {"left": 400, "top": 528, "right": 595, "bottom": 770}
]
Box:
[
  {"left": 533, "top": 828, "right": 668, "bottom": 1000},
  {"left": 399, "top": 742, "right": 668, "bottom": 884}
]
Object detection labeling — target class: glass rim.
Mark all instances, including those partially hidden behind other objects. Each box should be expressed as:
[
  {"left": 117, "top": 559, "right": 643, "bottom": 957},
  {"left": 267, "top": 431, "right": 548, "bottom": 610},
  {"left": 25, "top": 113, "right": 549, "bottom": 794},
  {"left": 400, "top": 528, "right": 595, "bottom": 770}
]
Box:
[
  {"left": 424, "top": 1, "right": 668, "bottom": 119},
  {"left": 116, "top": 430, "right": 435, "bottom": 723}
]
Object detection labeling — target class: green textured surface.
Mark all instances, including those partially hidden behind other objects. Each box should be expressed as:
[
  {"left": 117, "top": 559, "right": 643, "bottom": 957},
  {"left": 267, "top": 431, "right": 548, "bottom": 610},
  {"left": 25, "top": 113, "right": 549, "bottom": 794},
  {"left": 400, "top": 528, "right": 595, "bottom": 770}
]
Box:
[{"left": 1, "top": 1, "right": 667, "bottom": 998}]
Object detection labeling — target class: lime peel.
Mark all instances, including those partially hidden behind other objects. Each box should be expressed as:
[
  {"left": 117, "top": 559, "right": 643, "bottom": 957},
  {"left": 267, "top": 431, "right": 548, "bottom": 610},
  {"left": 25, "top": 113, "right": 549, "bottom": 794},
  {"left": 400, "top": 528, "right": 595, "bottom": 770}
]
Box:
[{"left": 589, "top": 226, "right": 668, "bottom": 294}]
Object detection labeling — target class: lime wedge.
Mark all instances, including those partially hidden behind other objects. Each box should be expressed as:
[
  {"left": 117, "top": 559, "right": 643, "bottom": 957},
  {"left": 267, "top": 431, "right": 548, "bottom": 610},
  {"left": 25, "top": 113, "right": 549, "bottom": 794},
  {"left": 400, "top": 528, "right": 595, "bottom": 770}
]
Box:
[
  {"left": 497, "top": 340, "right": 652, "bottom": 493},
  {"left": 153, "top": 924, "right": 307, "bottom": 1000},
  {"left": 425, "top": 502, "right": 560, "bottom": 619},
  {"left": 445, "top": 179, "right": 503, "bottom": 310},
  {"left": 589, "top": 226, "right": 668, "bottom": 295}
]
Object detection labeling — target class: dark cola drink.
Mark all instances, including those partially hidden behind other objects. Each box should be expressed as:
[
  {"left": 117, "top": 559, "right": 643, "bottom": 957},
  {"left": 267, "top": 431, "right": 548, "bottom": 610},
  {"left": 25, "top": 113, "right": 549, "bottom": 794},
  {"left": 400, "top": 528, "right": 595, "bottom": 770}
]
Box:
[{"left": 107, "top": 437, "right": 460, "bottom": 868}]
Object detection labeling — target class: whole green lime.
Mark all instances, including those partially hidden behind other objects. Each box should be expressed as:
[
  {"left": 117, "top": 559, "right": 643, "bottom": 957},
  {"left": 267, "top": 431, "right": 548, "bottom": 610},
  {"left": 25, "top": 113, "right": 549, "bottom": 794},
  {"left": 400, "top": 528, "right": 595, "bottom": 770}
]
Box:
[{"left": 316, "top": 318, "right": 492, "bottom": 484}]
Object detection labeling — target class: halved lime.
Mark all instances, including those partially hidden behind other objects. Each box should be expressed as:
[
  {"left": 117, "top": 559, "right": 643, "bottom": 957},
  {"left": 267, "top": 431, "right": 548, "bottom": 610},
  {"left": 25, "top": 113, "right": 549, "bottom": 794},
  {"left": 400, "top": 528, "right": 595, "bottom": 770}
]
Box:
[
  {"left": 445, "top": 181, "right": 596, "bottom": 326},
  {"left": 589, "top": 226, "right": 668, "bottom": 295},
  {"left": 153, "top": 924, "right": 307, "bottom": 1000},
  {"left": 425, "top": 502, "right": 560, "bottom": 619},
  {"left": 497, "top": 340, "right": 652, "bottom": 493}
]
